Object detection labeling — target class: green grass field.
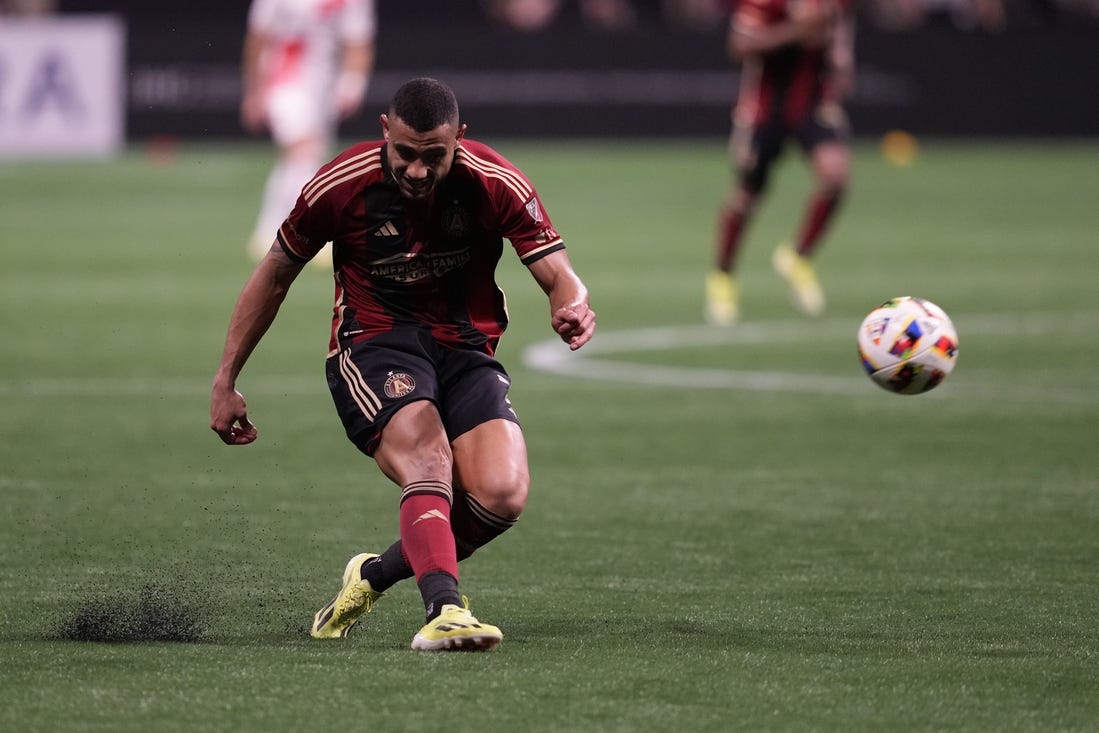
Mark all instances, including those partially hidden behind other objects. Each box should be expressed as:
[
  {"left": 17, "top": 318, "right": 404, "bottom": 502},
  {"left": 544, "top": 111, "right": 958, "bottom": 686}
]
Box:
[{"left": 1, "top": 137, "right": 1097, "bottom": 732}]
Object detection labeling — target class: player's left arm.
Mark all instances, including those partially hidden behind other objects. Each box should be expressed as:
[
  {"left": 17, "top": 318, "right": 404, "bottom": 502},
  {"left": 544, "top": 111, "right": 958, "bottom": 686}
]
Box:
[
  {"left": 240, "top": 27, "right": 269, "bottom": 133},
  {"left": 527, "top": 250, "right": 596, "bottom": 351},
  {"left": 335, "top": 40, "right": 374, "bottom": 120},
  {"left": 334, "top": 0, "right": 377, "bottom": 120}
]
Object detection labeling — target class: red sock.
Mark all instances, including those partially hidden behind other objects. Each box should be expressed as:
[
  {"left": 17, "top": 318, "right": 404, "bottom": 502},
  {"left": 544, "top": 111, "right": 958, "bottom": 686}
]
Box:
[
  {"left": 398, "top": 481, "right": 458, "bottom": 582},
  {"left": 716, "top": 206, "right": 746, "bottom": 272},
  {"left": 795, "top": 192, "right": 843, "bottom": 257}
]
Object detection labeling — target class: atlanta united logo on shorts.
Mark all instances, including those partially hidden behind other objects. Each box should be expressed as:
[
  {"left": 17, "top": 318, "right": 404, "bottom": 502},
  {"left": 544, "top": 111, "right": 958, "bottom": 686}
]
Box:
[{"left": 384, "top": 371, "right": 416, "bottom": 398}]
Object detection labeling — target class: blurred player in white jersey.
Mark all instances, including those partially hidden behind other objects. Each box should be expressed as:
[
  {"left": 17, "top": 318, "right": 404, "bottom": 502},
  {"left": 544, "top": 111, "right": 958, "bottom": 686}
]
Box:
[{"left": 241, "top": 0, "right": 377, "bottom": 262}]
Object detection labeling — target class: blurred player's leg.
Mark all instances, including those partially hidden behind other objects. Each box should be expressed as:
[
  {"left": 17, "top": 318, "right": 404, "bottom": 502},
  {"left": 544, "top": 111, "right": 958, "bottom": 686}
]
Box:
[
  {"left": 707, "top": 186, "right": 756, "bottom": 325},
  {"left": 772, "top": 243, "right": 825, "bottom": 317},
  {"left": 794, "top": 138, "right": 848, "bottom": 259},
  {"left": 708, "top": 121, "right": 773, "bottom": 325},
  {"left": 251, "top": 88, "right": 331, "bottom": 262},
  {"left": 774, "top": 132, "right": 849, "bottom": 316},
  {"left": 705, "top": 270, "right": 739, "bottom": 326},
  {"left": 250, "top": 151, "right": 324, "bottom": 260}
]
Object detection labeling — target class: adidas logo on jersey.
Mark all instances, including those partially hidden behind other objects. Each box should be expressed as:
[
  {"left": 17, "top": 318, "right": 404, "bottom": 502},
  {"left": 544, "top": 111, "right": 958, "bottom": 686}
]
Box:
[{"left": 374, "top": 221, "right": 399, "bottom": 237}]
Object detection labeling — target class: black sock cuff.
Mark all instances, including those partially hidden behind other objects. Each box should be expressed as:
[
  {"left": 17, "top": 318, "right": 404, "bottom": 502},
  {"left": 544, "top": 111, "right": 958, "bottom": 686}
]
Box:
[{"left": 419, "top": 570, "right": 461, "bottom": 620}]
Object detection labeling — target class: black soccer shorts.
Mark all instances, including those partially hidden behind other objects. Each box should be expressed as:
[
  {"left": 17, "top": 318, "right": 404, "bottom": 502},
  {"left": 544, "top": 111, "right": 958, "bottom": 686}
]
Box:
[
  {"left": 325, "top": 329, "right": 520, "bottom": 456},
  {"left": 734, "top": 102, "right": 850, "bottom": 193}
]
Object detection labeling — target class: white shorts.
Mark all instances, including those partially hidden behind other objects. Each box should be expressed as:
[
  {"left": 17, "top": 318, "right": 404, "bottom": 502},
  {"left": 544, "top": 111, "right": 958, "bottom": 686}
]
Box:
[{"left": 265, "top": 84, "right": 337, "bottom": 146}]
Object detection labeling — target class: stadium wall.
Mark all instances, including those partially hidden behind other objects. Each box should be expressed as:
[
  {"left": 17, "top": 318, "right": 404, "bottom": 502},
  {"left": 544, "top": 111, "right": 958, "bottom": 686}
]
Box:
[{"left": 57, "top": 3, "right": 1099, "bottom": 141}]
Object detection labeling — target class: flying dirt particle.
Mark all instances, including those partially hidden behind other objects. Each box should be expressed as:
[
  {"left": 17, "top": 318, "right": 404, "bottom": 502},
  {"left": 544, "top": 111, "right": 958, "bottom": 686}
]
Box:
[{"left": 56, "top": 582, "right": 208, "bottom": 643}]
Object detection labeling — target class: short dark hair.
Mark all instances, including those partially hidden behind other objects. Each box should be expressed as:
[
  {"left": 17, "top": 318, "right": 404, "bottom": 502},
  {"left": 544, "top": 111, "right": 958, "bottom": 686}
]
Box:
[{"left": 389, "top": 78, "right": 459, "bottom": 132}]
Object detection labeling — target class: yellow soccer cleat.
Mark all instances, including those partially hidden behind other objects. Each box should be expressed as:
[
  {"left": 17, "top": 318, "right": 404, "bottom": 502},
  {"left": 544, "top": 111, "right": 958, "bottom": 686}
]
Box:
[
  {"left": 772, "top": 244, "right": 825, "bottom": 317},
  {"left": 704, "top": 271, "right": 740, "bottom": 326},
  {"left": 311, "top": 553, "right": 384, "bottom": 639},
  {"left": 410, "top": 598, "right": 503, "bottom": 652}
]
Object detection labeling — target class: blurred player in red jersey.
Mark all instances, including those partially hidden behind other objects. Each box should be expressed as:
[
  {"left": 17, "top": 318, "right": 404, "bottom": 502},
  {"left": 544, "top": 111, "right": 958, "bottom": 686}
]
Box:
[
  {"left": 705, "top": 0, "right": 855, "bottom": 324},
  {"left": 241, "top": 0, "right": 377, "bottom": 264},
  {"left": 211, "top": 78, "right": 596, "bottom": 651}
]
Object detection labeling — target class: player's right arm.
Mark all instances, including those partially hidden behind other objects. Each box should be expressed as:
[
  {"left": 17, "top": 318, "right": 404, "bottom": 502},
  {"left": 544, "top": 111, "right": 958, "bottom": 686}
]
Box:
[
  {"left": 527, "top": 250, "right": 596, "bottom": 352},
  {"left": 729, "top": 0, "right": 835, "bottom": 59},
  {"left": 210, "top": 248, "right": 306, "bottom": 444}
]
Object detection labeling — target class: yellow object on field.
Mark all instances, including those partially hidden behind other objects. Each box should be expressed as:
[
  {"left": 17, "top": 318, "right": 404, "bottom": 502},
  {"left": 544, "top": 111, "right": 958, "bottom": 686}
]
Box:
[{"left": 881, "top": 130, "right": 919, "bottom": 167}]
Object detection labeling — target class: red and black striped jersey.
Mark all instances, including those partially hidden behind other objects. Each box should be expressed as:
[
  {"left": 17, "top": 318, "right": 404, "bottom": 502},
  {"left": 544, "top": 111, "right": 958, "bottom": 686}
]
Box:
[
  {"left": 733, "top": 0, "right": 853, "bottom": 126},
  {"left": 278, "top": 139, "right": 565, "bottom": 357}
]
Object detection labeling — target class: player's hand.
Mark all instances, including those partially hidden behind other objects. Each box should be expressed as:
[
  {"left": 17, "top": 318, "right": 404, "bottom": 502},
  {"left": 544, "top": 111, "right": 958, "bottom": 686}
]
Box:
[
  {"left": 335, "top": 73, "right": 367, "bottom": 120},
  {"left": 240, "top": 94, "right": 268, "bottom": 134},
  {"left": 552, "top": 303, "right": 596, "bottom": 351},
  {"left": 210, "top": 386, "right": 259, "bottom": 445}
]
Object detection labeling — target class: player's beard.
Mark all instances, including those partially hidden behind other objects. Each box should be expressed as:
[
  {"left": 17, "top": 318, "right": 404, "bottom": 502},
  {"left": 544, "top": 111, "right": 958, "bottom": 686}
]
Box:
[{"left": 394, "top": 172, "right": 434, "bottom": 200}]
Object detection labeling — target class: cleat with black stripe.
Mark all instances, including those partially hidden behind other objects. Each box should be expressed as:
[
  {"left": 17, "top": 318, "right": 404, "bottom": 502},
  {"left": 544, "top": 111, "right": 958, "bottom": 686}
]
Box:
[
  {"left": 410, "top": 597, "right": 502, "bottom": 652},
  {"left": 310, "top": 553, "right": 384, "bottom": 639}
]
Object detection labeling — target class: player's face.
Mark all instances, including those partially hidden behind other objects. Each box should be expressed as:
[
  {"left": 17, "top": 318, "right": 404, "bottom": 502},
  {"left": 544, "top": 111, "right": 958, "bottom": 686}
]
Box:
[{"left": 381, "top": 114, "right": 467, "bottom": 200}]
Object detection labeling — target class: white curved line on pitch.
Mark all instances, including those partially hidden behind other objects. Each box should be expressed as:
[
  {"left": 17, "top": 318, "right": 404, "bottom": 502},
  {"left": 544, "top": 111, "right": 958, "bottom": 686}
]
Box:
[
  {"left": 521, "top": 329, "right": 868, "bottom": 396},
  {"left": 519, "top": 314, "right": 1099, "bottom": 403}
]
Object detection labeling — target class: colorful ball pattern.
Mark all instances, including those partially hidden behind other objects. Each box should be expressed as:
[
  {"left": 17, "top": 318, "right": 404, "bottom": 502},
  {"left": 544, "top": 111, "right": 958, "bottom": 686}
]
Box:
[{"left": 858, "top": 297, "right": 959, "bottom": 395}]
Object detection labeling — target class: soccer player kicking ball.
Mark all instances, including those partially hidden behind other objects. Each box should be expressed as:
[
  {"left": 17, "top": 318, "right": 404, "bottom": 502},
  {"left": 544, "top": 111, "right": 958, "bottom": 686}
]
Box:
[{"left": 211, "top": 78, "right": 596, "bottom": 651}]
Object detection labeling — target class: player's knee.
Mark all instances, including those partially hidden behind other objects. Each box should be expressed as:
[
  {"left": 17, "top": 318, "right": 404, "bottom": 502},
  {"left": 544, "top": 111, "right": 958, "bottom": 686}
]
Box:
[
  {"left": 285, "top": 135, "right": 326, "bottom": 164},
  {"left": 726, "top": 187, "right": 759, "bottom": 217},
  {"left": 414, "top": 432, "right": 455, "bottom": 478},
  {"left": 814, "top": 149, "right": 851, "bottom": 194},
  {"left": 376, "top": 430, "right": 454, "bottom": 486},
  {"left": 821, "top": 167, "right": 850, "bottom": 195},
  {"left": 497, "top": 479, "right": 529, "bottom": 520},
  {"left": 739, "top": 169, "right": 768, "bottom": 196},
  {"left": 472, "top": 468, "right": 529, "bottom": 520}
]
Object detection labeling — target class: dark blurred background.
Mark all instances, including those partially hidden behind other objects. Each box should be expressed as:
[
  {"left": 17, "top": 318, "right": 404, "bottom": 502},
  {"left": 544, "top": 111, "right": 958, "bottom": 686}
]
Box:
[{"left": 5, "top": 0, "right": 1099, "bottom": 142}]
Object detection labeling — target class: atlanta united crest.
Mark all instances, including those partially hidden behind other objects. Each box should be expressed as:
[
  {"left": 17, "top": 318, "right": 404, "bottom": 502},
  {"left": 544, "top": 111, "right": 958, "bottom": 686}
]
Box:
[
  {"left": 384, "top": 371, "right": 417, "bottom": 398},
  {"left": 441, "top": 203, "right": 470, "bottom": 238}
]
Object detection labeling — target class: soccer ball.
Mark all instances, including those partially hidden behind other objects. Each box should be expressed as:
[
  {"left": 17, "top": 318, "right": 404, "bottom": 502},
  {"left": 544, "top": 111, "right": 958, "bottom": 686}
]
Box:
[{"left": 857, "top": 297, "right": 959, "bottom": 395}]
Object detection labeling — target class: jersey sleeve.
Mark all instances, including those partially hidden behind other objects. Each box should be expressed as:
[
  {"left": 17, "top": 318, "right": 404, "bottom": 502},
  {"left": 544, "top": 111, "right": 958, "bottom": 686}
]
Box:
[
  {"left": 277, "top": 159, "right": 343, "bottom": 262},
  {"left": 456, "top": 142, "right": 565, "bottom": 266},
  {"left": 505, "top": 191, "right": 565, "bottom": 267},
  {"left": 278, "top": 142, "right": 382, "bottom": 262},
  {"left": 278, "top": 198, "right": 331, "bottom": 263}
]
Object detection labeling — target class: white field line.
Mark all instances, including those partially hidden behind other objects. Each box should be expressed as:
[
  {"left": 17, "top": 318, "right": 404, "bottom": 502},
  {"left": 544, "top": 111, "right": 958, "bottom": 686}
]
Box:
[{"left": 520, "top": 312, "right": 1099, "bottom": 405}]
